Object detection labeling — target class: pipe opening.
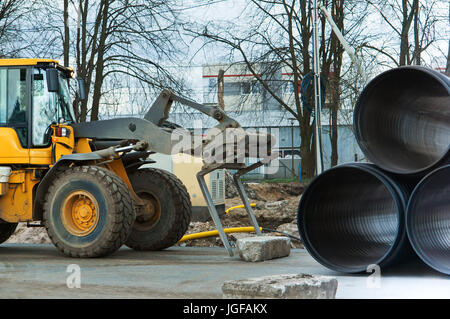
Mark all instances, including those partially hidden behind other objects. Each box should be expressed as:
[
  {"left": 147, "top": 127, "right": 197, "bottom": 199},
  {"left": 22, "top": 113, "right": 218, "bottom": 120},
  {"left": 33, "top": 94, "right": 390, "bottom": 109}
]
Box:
[
  {"left": 355, "top": 67, "right": 450, "bottom": 174},
  {"left": 407, "top": 165, "right": 450, "bottom": 275},
  {"left": 299, "top": 166, "right": 401, "bottom": 273}
]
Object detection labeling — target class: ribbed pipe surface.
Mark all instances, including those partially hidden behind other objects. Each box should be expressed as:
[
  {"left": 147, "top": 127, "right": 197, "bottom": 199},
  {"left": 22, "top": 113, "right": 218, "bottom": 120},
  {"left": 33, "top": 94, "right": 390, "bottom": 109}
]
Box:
[
  {"left": 354, "top": 66, "right": 450, "bottom": 175},
  {"left": 297, "top": 163, "right": 415, "bottom": 273},
  {"left": 406, "top": 165, "right": 450, "bottom": 275}
]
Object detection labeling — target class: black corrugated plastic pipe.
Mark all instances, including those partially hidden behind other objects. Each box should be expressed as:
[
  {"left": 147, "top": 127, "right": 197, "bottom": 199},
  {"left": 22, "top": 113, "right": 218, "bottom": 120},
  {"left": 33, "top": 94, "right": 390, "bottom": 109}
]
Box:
[
  {"left": 406, "top": 164, "right": 450, "bottom": 275},
  {"left": 354, "top": 66, "right": 450, "bottom": 175},
  {"left": 297, "top": 163, "right": 418, "bottom": 273}
]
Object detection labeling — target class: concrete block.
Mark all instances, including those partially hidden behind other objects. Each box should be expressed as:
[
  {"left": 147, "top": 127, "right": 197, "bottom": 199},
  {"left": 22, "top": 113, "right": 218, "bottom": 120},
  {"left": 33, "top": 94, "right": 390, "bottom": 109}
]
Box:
[
  {"left": 236, "top": 236, "right": 290, "bottom": 262},
  {"left": 222, "top": 274, "right": 338, "bottom": 299},
  {"left": 265, "top": 200, "right": 289, "bottom": 209}
]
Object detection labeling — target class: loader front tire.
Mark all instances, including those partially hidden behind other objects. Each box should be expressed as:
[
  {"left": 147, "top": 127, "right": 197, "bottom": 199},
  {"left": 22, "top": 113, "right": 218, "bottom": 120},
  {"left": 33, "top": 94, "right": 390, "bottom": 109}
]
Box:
[
  {"left": 0, "top": 223, "right": 18, "bottom": 244},
  {"left": 43, "top": 166, "right": 135, "bottom": 258},
  {"left": 125, "top": 168, "right": 191, "bottom": 251}
]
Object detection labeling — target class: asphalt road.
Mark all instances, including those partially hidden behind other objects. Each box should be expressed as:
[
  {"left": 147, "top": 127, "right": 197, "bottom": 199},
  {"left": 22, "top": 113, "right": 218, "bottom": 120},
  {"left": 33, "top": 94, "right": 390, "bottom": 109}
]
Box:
[{"left": 0, "top": 244, "right": 448, "bottom": 299}]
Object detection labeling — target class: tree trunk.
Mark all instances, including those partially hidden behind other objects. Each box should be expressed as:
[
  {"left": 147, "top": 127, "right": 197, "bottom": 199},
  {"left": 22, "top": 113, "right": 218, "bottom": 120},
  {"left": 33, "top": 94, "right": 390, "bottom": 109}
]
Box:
[
  {"left": 318, "top": 0, "right": 343, "bottom": 168},
  {"left": 447, "top": 4, "right": 450, "bottom": 76},
  {"left": 89, "top": 0, "right": 109, "bottom": 122},
  {"left": 331, "top": 0, "right": 344, "bottom": 167},
  {"left": 299, "top": 116, "right": 315, "bottom": 180},
  {"left": 63, "top": 0, "right": 69, "bottom": 67},
  {"left": 298, "top": 0, "right": 314, "bottom": 180},
  {"left": 399, "top": 30, "right": 409, "bottom": 66},
  {"left": 90, "top": 63, "right": 104, "bottom": 121},
  {"left": 399, "top": 0, "right": 417, "bottom": 66},
  {"left": 413, "top": 0, "right": 421, "bottom": 65},
  {"left": 300, "top": 141, "right": 315, "bottom": 181},
  {"left": 330, "top": 76, "right": 340, "bottom": 167},
  {"left": 217, "top": 69, "right": 225, "bottom": 110}
]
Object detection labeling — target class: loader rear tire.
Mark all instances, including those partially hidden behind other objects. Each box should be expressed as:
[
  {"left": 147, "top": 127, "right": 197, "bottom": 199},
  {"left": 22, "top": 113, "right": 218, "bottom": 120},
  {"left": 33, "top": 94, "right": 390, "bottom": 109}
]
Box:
[
  {"left": 125, "top": 168, "right": 191, "bottom": 251},
  {"left": 0, "top": 223, "right": 18, "bottom": 244},
  {"left": 43, "top": 166, "right": 135, "bottom": 258}
]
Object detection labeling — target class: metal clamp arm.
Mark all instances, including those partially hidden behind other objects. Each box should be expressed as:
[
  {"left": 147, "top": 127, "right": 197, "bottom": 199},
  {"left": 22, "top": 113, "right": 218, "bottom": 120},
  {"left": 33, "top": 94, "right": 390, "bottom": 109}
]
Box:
[{"left": 144, "top": 90, "right": 240, "bottom": 130}]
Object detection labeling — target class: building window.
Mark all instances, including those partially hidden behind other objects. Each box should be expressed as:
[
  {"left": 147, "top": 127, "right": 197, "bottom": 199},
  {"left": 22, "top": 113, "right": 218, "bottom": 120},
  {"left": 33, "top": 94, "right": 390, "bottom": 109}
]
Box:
[
  {"left": 284, "top": 81, "right": 294, "bottom": 93},
  {"left": 283, "top": 80, "right": 301, "bottom": 94},
  {"left": 240, "top": 81, "right": 261, "bottom": 95},
  {"left": 208, "top": 78, "right": 216, "bottom": 93},
  {"left": 252, "top": 81, "right": 262, "bottom": 94},
  {"left": 241, "top": 82, "right": 250, "bottom": 95}
]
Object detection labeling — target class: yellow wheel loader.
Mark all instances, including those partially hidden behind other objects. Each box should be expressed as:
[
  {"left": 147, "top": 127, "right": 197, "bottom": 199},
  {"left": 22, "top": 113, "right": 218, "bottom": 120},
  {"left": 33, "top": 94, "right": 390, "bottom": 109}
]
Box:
[{"left": 0, "top": 59, "right": 274, "bottom": 257}]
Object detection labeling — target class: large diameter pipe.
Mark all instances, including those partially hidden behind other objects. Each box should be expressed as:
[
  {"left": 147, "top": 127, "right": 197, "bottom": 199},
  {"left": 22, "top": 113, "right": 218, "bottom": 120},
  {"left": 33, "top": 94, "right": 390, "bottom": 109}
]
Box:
[
  {"left": 297, "top": 163, "right": 418, "bottom": 273},
  {"left": 354, "top": 66, "right": 450, "bottom": 175},
  {"left": 406, "top": 164, "right": 450, "bottom": 275}
]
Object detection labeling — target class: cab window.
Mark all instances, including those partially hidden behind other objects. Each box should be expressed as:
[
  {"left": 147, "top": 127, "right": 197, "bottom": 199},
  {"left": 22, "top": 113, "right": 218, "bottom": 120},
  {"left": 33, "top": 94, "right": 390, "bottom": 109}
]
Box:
[
  {"left": 0, "top": 68, "right": 29, "bottom": 147},
  {"left": 32, "top": 68, "right": 58, "bottom": 147},
  {"left": 32, "top": 68, "right": 75, "bottom": 147}
]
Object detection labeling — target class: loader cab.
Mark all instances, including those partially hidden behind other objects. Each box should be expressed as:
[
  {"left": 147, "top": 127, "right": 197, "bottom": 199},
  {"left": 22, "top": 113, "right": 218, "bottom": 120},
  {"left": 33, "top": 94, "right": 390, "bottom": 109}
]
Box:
[{"left": 0, "top": 59, "right": 76, "bottom": 149}]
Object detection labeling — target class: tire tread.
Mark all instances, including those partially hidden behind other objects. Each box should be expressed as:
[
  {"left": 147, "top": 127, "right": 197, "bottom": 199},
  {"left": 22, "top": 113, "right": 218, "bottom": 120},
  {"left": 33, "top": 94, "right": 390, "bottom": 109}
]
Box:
[
  {"left": 126, "top": 168, "right": 191, "bottom": 251},
  {"left": 43, "top": 165, "right": 134, "bottom": 258}
]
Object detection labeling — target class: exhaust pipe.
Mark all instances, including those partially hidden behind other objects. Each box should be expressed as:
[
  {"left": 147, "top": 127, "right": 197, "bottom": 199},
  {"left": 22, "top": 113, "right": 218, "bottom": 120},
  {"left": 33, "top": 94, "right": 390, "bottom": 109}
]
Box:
[
  {"left": 297, "top": 163, "right": 417, "bottom": 273},
  {"left": 406, "top": 164, "right": 450, "bottom": 275},
  {"left": 354, "top": 66, "right": 450, "bottom": 175}
]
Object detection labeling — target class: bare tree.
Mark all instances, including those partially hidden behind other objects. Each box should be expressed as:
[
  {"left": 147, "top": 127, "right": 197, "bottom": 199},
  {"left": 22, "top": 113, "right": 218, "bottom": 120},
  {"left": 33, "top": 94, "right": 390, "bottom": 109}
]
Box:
[
  {"left": 63, "top": 0, "right": 70, "bottom": 67},
  {"left": 21, "top": 0, "right": 188, "bottom": 122},
  {"left": 365, "top": 0, "right": 442, "bottom": 66},
  {"left": 186, "top": 0, "right": 320, "bottom": 179},
  {"left": 60, "top": 0, "right": 188, "bottom": 122},
  {"left": 0, "top": 0, "right": 31, "bottom": 57},
  {"left": 187, "top": 0, "right": 369, "bottom": 178},
  {"left": 319, "top": 0, "right": 346, "bottom": 167}
]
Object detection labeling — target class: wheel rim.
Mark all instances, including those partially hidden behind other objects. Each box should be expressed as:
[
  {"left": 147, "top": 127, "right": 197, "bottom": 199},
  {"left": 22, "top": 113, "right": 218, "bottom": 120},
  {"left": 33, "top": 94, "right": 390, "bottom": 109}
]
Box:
[
  {"left": 61, "top": 190, "right": 100, "bottom": 236},
  {"left": 134, "top": 191, "right": 162, "bottom": 231}
]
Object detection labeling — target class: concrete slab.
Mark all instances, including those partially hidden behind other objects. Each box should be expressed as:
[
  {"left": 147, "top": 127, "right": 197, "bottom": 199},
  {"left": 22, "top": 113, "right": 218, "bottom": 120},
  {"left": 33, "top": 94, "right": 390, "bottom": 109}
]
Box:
[
  {"left": 0, "top": 244, "right": 449, "bottom": 299},
  {"left": 222, "top": 274, "right": 338, "bottom": 299},
  {"left": 236, "top": 236, "right": 291, "bottom": 262}
]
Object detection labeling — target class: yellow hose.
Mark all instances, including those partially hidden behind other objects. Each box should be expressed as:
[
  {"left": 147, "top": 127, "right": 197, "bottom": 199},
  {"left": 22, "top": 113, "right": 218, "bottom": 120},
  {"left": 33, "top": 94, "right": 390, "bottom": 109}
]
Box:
[
  {"left": 179, "top": 227, "right": 262, "bottom": 243},
  {"left": 225, "top": 203, "right": 256, "bottom": 214}
]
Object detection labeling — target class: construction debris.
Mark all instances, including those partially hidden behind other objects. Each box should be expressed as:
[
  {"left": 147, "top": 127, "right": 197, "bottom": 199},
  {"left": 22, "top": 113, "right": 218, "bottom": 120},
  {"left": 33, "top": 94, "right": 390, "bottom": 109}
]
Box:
[
  {"left": 6, "top": 223, "right": 50, "bottom": 244},
  {"left": 222, "top": 274, "right": 338, "bottom": 299},
  {"left": 265, "top": 200, "right": 289, "bottom": 209},
  {"left": 236, "top": 236, "right": 291, "bottom": 262}
]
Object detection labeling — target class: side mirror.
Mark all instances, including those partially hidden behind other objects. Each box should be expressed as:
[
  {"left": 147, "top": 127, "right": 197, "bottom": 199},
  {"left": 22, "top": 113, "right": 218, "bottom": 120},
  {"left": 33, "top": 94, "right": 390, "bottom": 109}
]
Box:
[
  {"left": 77, "top": 77, "right": 86, "bottom": 101},
  {"left": 46, "top": 68, "right": 59, "bottom": 92}
]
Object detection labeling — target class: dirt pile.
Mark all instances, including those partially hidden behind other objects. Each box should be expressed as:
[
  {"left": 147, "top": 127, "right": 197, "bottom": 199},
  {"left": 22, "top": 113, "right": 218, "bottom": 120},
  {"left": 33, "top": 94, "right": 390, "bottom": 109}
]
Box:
[
  {"left": 179, "top": 181, "right": 305, "bottom": 249},
  {"left": 225, "top": 170, "right": 306, "bottom": 201}
]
